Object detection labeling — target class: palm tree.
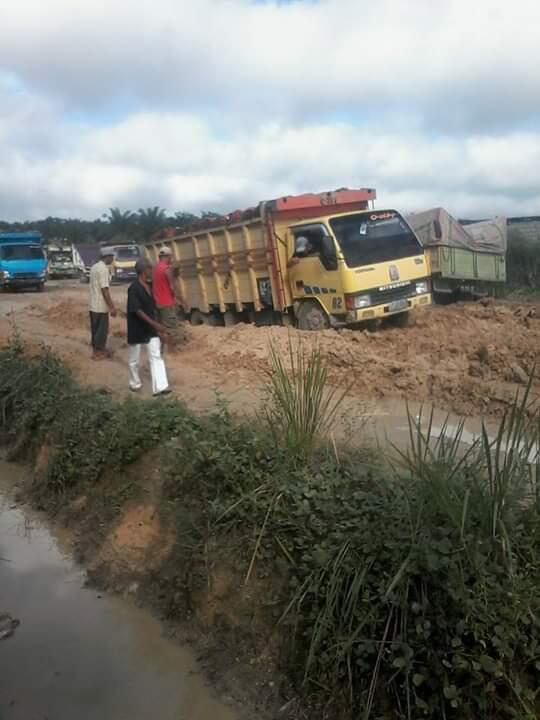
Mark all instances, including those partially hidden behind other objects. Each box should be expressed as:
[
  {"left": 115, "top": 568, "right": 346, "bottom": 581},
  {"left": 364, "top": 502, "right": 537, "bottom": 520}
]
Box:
[
  {"left": 137, "top": 206, "right": 167, "bottom": 241},
  {"left": 104, "top": 208, "right": 135, "bottom": 239},
  {"left": 173, "top": 211, "right": 198, "bottom": 225}
]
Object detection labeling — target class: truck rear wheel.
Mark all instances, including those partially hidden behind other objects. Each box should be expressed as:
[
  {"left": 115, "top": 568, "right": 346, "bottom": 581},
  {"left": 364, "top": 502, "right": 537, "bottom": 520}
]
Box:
[
  {"left": 296, "top": 301, "right": 330, "bottom": 331},
  {"left": 190, "top": 310, "right": 205, "bottom": 326},
  {"left": 223, "top": 311, "right": 238, "bottom": 327}
]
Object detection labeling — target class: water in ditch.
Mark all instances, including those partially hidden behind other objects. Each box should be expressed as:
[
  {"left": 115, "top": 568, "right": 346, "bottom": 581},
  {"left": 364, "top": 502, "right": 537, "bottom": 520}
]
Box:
[{"left": 0, "top": 461, "right": 237, "bottom": 720}]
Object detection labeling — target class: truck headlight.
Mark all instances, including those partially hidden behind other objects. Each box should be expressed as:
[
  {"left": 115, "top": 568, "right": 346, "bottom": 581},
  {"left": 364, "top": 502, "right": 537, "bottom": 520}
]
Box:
[
  {"left": 345, "top": 293, "right": 371, "bottom": 310},
  {"left": 415, "top": 280, "right": 429, "bottom": 295}
]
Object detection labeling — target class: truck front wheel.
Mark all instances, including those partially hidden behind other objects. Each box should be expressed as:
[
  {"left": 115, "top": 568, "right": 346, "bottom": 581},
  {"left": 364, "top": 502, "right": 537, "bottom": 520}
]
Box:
[
  {"left": 385, "top": 311, "right": 409, "bottom": 328},
  {"left": 296, "top": 301, "right": 330, "bottom": 331}
]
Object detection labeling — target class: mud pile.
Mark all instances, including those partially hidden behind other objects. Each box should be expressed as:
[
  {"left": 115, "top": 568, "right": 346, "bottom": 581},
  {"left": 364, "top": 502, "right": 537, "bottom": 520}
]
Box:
[{"left": 179, "top": 299, "right": 540, "bottom": 416}]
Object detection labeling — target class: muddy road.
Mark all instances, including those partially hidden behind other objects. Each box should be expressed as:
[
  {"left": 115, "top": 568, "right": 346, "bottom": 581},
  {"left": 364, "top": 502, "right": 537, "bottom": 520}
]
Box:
[{"left": 0, "top": 281, "right": 538, "bottom": 419}]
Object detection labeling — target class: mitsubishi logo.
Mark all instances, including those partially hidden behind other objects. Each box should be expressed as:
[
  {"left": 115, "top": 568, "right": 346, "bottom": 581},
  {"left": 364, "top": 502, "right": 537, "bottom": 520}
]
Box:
[{"left": 389, "top": 265, "right": 400, "bottom": 281}]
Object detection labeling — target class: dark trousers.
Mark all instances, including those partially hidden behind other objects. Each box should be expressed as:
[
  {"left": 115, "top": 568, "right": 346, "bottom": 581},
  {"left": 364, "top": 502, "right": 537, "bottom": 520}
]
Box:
[{"left": 89, "top": 312, "right": 109, "bottom": 351}]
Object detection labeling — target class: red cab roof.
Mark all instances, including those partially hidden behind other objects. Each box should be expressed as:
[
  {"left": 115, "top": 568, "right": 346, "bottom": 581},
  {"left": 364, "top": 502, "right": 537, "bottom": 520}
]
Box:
[{"left": 271, "top": 188, "right": 376, "bottom": 212}]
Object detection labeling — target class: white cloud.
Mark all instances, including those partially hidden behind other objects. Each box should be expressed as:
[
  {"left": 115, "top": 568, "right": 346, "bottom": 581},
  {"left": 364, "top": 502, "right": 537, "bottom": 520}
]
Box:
[
  {"left": 1, "top": 92, "right": 540, "bottom": 220},
  {"left": 1, "top": 0, "right": 540, "bottom": 131},
  {"left": 0, "top": 1, "right": 539, "bottom": 219}
]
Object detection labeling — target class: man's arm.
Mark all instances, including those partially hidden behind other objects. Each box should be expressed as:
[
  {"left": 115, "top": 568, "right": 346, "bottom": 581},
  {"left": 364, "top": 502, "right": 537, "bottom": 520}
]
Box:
[
  {"left": 166, "top": 265, "right": 188, "bottom": 309},
  {"left": 101, "top": 287, "right": 117, "bottom": 317},
  {"left": 135, "top": 309, "right": 169, "bottom": 337}
]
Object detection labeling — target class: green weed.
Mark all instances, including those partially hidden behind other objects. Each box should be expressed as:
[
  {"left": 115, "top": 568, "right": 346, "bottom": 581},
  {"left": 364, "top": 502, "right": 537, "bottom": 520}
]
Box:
[{"left": 264, "top": 339, "right": 349, "bottom": 463}]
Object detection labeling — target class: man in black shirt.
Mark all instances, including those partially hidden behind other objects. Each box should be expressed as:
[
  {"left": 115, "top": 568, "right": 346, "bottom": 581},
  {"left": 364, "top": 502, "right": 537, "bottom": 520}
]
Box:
[{"left": 127, "top": 258, "right": 171, "bottom": 396}]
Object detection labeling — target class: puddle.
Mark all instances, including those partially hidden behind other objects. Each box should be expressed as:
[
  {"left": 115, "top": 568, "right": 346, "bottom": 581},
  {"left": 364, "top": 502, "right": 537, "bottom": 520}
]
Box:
[
  {"left": 360, "top": 398, "right": 539, "bottom": 463},
  {"left": 367, "top": 398, "right": 493, "bottom": 451},
  {"left": 0, "top": 462, "right": 237, "bottom": 720}
]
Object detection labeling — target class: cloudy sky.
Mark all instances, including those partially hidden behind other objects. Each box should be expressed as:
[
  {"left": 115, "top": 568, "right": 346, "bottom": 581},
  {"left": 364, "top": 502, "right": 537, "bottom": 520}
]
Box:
[{"left": 1, "top": 0, "right": 539, "bottom": 221}]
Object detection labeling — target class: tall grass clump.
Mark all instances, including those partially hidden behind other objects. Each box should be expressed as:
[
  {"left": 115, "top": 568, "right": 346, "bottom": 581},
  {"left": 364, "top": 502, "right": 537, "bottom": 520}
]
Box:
[{"left": 264, "top": 339, "right": 349, "bottom": 462}]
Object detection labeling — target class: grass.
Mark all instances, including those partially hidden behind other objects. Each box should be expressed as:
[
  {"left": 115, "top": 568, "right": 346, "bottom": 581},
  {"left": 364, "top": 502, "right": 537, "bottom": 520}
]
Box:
[
  {"left": 1, "top": 336, "right": 540, "bottom": 719},
  {"left": 263, "top": 339, "right": 350, "bottom": 463}
]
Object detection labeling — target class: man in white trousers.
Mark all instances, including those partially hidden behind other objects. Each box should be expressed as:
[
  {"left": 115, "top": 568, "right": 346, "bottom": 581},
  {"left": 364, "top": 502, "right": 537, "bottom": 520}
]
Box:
[{"left": 127, "top": 258, "right": 171, "bottom": 396}]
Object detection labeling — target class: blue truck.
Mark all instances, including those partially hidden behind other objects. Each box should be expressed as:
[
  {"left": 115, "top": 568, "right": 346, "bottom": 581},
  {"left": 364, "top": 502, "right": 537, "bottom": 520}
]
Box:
[{"left": 0, "top": 232, "right": 48, "bottom": 292}]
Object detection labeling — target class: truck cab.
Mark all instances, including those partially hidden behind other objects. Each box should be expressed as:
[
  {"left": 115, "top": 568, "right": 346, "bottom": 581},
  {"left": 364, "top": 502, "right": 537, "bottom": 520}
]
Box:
[
  {"left": 103, "top": 244, "right": 141, "bottom": 283},
  {"left": 0, "top": 232, "right": 48, "bottom": 292},
  {"left": 47, "top": 243, "right": 79, "bottom": 279},
  {"left": 284, "top": 209, "right": 431, "bottom": 329}
]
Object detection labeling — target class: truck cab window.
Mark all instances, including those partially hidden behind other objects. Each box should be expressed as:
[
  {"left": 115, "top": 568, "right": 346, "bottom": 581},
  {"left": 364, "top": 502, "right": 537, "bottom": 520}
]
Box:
[
  {"left": 294, "top": 233, "right": 320, "bottom": 258},
  {"left": 293, "top": 226, "right": 337, "bottom": 272}
]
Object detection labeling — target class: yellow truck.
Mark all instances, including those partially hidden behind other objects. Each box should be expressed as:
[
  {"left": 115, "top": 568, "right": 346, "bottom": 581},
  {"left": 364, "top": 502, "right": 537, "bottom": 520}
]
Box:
[
  {"left": 146, "top": 189, "right": 431, "bottom": 330},
  {"left": 102, "top": 243, "right": 142, "bottom": 283}
]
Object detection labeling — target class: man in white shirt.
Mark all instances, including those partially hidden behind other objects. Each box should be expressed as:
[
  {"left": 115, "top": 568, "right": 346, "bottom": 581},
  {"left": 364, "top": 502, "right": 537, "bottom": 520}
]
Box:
[{"left": 89, "top": 247, "right": 117, "bottom": 360}]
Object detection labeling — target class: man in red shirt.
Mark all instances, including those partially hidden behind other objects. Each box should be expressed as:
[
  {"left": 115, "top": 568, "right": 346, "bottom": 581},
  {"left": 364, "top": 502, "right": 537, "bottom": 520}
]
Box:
[{"left": 152, "top": 247, "right": 187, "bottom": 350}]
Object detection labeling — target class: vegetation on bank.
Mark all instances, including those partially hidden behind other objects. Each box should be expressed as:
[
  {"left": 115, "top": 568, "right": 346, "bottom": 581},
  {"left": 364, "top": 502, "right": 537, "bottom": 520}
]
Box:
[{"left": 1, "top": 339, "right": 540, "bottom": 719}]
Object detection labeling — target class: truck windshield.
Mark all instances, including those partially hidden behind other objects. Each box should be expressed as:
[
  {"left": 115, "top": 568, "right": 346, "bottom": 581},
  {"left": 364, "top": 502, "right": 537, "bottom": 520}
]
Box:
[
  {"left": 330, "top": 212, "right": 422, "bottom": 268},
  {"left": 115, "top": 247, "right": 140, "bottom": 260},
  {"left": 50, "top": 252, "right": 72, "bottom": 262},
  {"left": 0, "top": 245, "right": 45, "bottom": 261}
]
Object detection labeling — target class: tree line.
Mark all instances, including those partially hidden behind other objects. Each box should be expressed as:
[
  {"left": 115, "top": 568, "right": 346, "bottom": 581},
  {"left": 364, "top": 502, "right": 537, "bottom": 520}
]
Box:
[{"left": 0, "top": 206, "right": 223, "bottom": 245}]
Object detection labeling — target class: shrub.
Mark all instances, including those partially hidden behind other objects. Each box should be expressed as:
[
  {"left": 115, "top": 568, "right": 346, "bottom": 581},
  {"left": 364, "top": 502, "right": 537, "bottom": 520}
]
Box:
[{"left": 0, "top": 339, "right": 193, "bottom": 496}]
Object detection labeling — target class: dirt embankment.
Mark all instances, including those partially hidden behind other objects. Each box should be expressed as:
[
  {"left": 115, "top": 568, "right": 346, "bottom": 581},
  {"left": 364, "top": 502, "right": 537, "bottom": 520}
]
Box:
[
  {"left": 188, "top": 299, "right": 539, "bottom": 416},
  {"left": 1, "top": 282, "right": 539, "bottom": 417}
]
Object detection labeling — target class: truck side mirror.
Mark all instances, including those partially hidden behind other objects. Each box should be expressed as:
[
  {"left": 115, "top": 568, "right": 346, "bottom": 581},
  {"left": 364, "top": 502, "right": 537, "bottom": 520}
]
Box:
[
  {"left": 433, "top": 219, "right": 442, "bottom": 239},
  {"left": 321, "top": 235, "right": 338, "bottom": 271}
]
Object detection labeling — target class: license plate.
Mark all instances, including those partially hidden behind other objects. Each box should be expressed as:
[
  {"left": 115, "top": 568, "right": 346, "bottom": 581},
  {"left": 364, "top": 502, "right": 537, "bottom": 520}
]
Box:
[{"left": 388, "top": 299, "right": 408, "bottom": 313}]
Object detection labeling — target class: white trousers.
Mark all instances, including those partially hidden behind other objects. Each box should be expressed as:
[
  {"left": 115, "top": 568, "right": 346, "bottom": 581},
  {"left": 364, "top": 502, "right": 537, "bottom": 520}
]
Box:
[{"left": 128, "top": 337, "right": 169, "bottom": 395}]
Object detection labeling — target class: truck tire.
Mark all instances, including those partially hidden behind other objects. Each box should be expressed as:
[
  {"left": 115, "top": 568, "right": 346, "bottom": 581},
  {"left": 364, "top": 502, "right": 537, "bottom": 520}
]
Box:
[
  {"left": 36, "top": 283, "right": 45, "bottom": 293},
  {"left": 190, "top": 310, "right": 205, "bottom": 326},
  {"left": 223, "top": 311, "right": 239, "bottom": 327},
  {"left": 296, "top": 301, "right": 330, "bottom": 331},
  {"left": 385, "top": 311, "right": 409, "bottom": 328},
  {"left": 205, "top": 312, "right": 224, "bottom": 327},
  {"left": 433, "top": 290, "right": 458, "bottom": 305}
]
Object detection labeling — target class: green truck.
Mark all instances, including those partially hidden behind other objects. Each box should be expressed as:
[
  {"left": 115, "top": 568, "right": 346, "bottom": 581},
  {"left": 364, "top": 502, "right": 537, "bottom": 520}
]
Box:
[{"left": 408, "top": 208, "right": 506, "bottom": 302}]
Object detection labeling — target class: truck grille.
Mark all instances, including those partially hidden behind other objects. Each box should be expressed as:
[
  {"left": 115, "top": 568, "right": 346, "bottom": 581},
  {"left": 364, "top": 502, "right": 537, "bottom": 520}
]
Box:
[
  {"left": 374, "top": 282, "right": 415, "bottom": 305},
  {"left": 13, "top": 273, "right": 38, "bottom": 280}
]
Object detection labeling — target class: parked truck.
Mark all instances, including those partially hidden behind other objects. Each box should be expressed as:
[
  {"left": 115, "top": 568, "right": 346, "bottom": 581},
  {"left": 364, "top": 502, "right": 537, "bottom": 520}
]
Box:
[
  {"left": 101, "top": 243, "right": 142, "bottom": 283},
  {"left": 0, "top": 231, "right": 48, "bottom": 292},
  {"left": 408, "top": 208, "right": 506, "bottom": 302},
  {"left": 145, "top": 189, "right": 432, "bottom": 330},
  {"left": 46, "top": 242, "right": 80, "bottom": 279}
]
